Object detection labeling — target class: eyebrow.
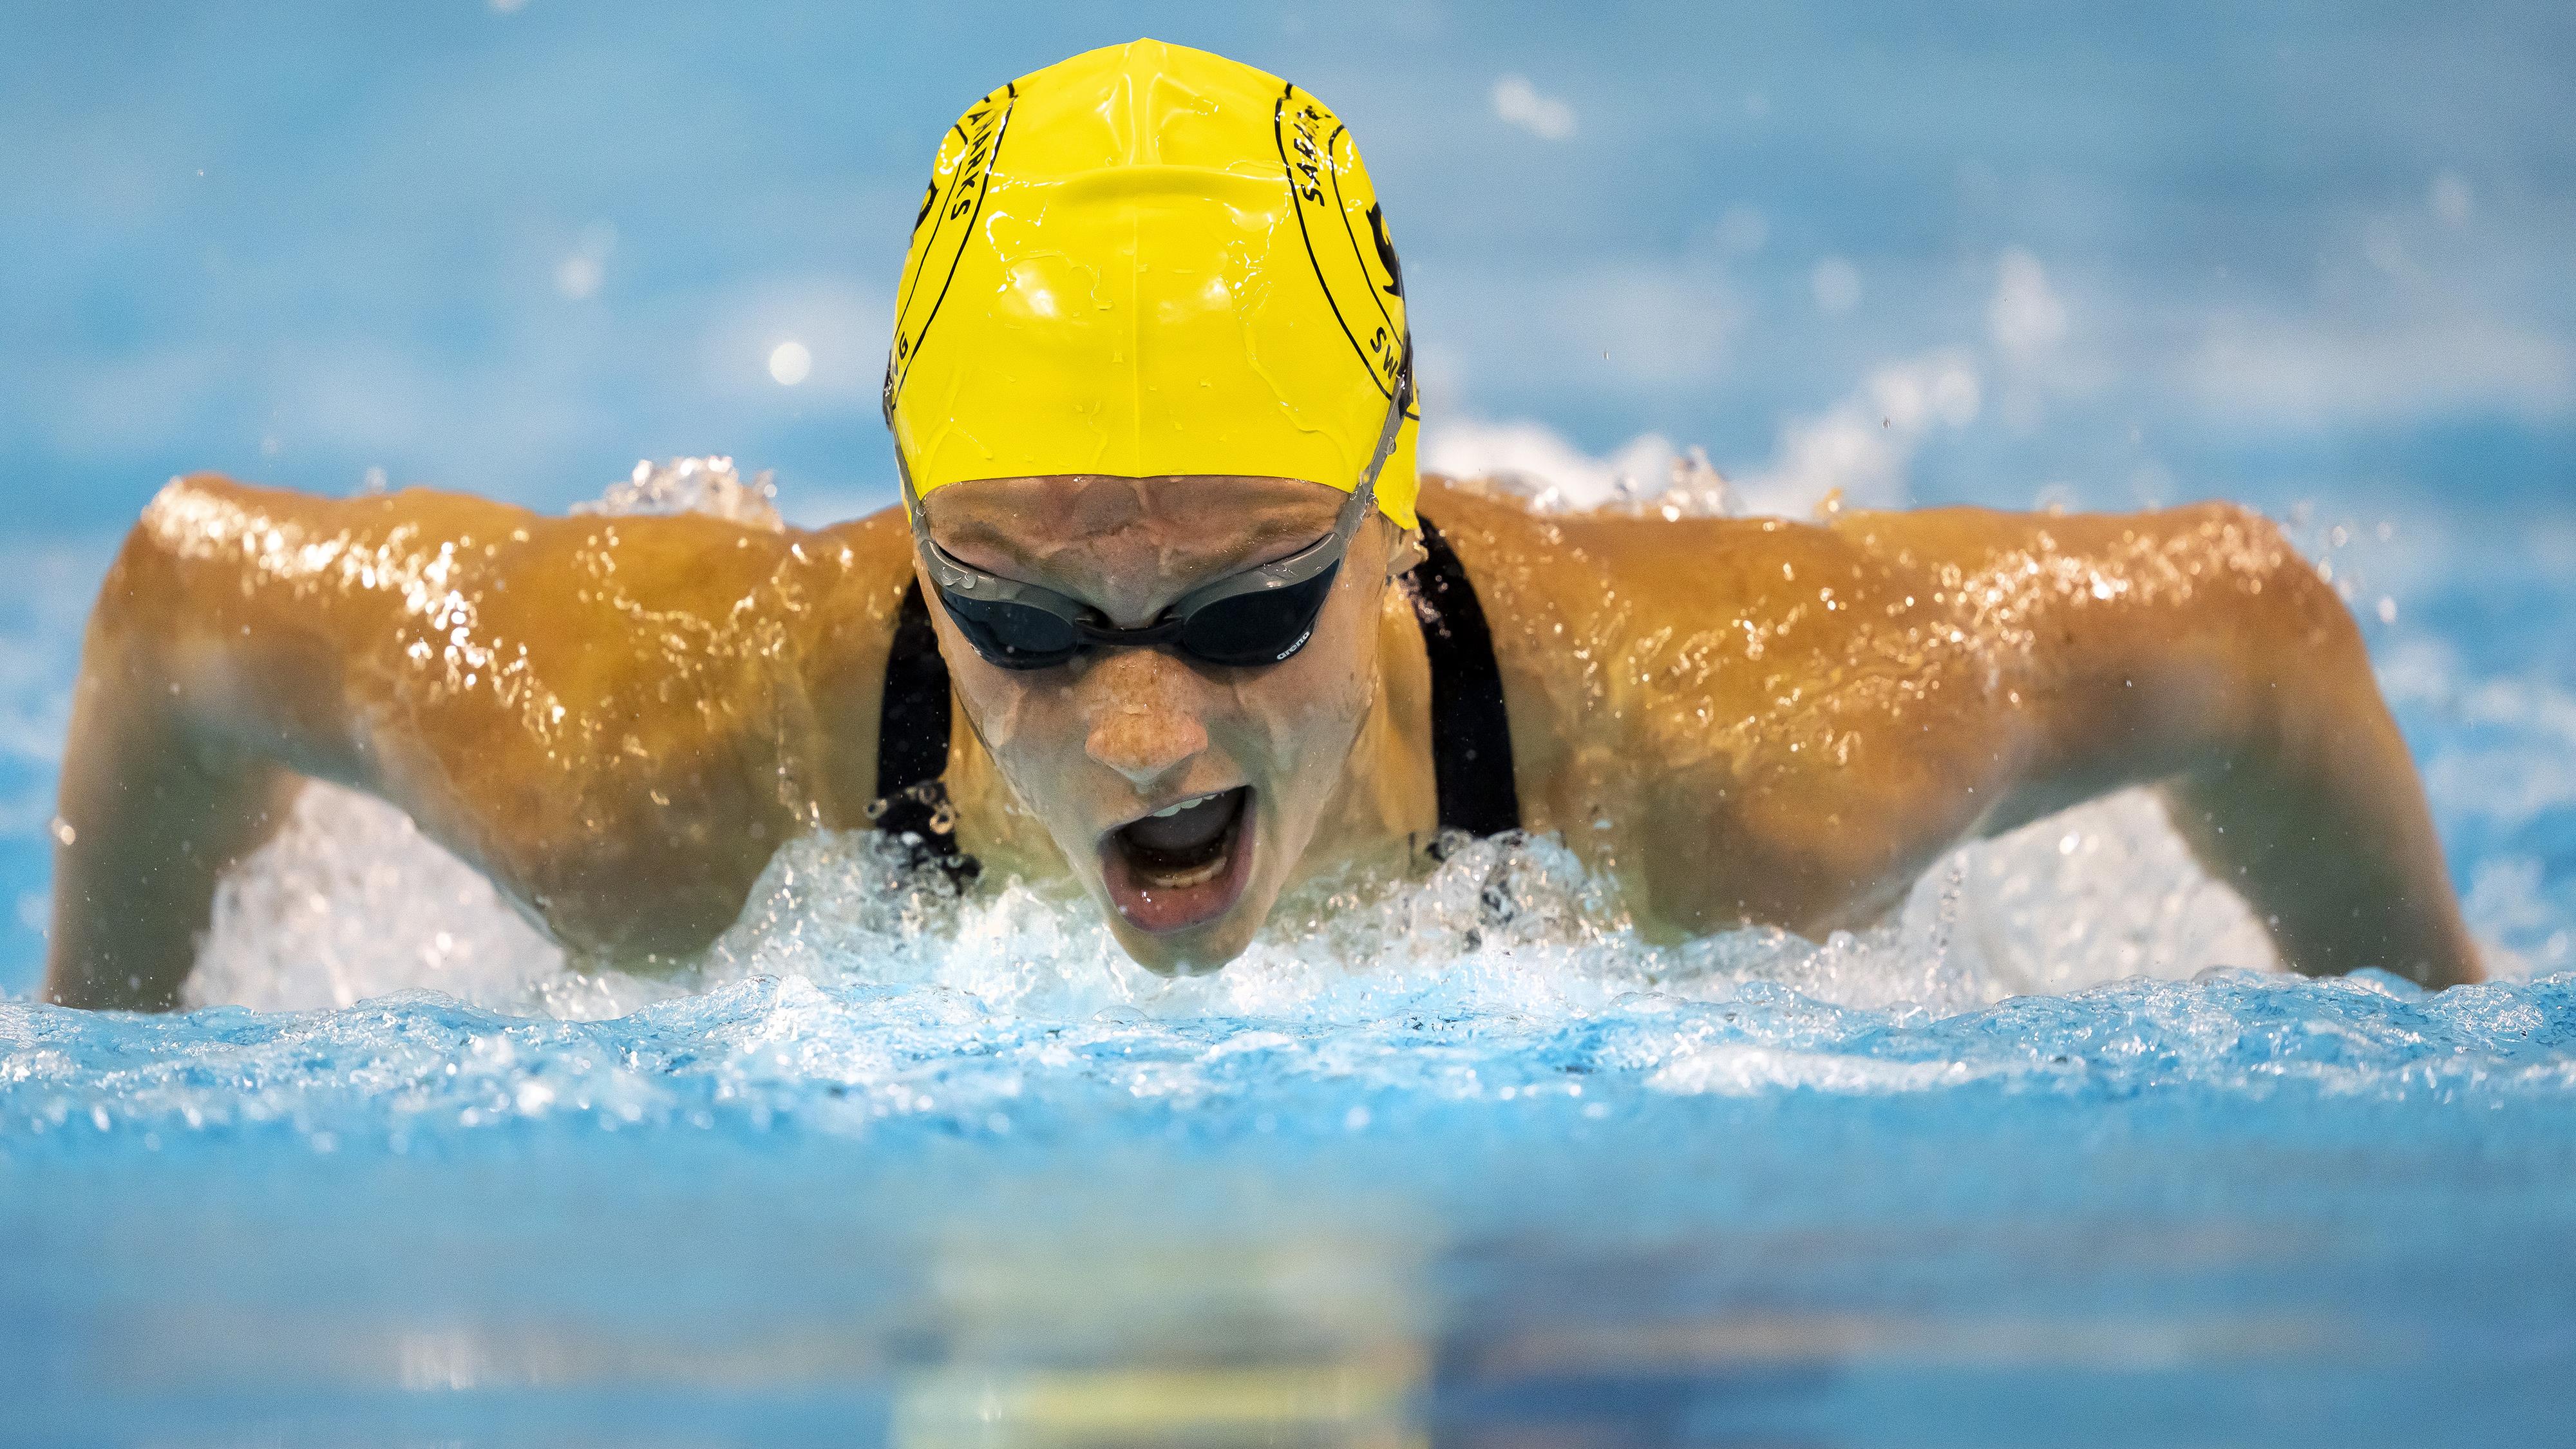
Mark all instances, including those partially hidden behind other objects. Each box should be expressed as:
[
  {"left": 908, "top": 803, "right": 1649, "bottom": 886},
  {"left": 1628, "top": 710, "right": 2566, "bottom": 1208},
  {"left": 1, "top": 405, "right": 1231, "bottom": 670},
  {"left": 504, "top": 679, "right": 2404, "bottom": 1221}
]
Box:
[{"left": 936, "top": 506, "right": 1336, "bottom": 578}]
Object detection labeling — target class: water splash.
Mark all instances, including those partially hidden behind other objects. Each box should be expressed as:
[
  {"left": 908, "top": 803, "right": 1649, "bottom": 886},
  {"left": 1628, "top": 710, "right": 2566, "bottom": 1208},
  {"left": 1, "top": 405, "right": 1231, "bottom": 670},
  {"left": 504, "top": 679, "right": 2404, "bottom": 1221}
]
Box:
[
  {"left": 573, "top": 455, "right": 784, "bottom": 530},
  {"left": 22, "top": 929, "right": 2573, "bottom": 1153},
  {"left": 188, "top": 775, "right": 2269, "bottom": 1024}
]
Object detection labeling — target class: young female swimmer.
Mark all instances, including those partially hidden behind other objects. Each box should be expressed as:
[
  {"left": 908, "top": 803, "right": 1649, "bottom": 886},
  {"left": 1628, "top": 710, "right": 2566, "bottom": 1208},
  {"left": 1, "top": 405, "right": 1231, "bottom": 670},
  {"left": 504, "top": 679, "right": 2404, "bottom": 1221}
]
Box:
[{"left": 44, "top": 41, "right": 2479, "bottom": 1008}]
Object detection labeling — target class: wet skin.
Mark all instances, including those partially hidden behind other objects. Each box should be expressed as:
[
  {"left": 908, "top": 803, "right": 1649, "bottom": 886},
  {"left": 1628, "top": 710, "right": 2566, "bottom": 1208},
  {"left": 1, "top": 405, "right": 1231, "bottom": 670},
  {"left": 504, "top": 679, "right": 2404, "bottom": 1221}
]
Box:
[{"left": 44, "top": 472, "right": 2481, "bottom": 1009}]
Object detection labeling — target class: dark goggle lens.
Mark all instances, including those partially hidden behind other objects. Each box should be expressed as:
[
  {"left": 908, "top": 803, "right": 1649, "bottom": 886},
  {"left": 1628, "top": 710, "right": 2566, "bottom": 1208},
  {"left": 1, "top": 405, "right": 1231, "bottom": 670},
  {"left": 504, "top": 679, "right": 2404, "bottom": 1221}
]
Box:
[
  {"left": 939, "top": 593, "right": 1081, "bottom": 669},
  {"left": 936, "top": 560, "right": 1340, "bottom": 670},
  {"left": 1176, "top": 562, "right": 1341, "bottom": 666}
]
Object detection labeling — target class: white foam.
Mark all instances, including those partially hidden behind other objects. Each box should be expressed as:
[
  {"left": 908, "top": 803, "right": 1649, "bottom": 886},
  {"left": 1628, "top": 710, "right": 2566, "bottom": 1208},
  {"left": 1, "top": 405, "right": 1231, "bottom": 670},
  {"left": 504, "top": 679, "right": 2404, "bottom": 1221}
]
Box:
[
  {"left": 187, "top": 779, "right": 667, "bottom": 1019},
  {"left": 571, "top": 455, "right": 783, "bottom": 529},
  {"left": 189, "top": 779, "right": 2267, "bottom": 1022},
  {"left": 1647, "top": 1043, "right": 1987, "bottom": 1096}
]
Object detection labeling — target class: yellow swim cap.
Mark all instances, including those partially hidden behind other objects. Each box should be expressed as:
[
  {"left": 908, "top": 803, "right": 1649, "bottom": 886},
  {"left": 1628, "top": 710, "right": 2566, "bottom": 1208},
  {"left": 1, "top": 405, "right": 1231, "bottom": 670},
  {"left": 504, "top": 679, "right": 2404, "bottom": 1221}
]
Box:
[{"left": 884, "top": 39, "right": 1419, "bottom": 528}]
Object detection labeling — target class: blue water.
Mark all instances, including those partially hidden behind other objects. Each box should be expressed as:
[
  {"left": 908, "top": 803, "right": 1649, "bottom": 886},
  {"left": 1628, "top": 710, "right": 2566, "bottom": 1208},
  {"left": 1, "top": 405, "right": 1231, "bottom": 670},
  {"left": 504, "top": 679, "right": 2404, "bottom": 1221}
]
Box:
[
  {"left": 8, "top": 970, "right": 2576, "bottom": 1446},
  {"left": 3, "top": 487, "right": 2575, "bottom": 1446}
]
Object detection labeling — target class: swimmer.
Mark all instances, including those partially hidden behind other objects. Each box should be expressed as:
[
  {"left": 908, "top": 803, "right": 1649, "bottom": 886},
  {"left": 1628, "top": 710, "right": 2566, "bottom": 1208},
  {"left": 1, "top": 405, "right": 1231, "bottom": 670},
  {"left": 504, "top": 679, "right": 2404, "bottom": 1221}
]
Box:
[{"left": 44, "top": 40, "right": 2479, "bottom": 1009}]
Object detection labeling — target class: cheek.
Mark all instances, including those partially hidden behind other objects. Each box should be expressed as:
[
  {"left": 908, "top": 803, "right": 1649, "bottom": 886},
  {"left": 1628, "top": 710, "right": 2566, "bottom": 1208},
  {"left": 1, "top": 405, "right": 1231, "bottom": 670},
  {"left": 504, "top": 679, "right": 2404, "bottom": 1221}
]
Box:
[
  {"left": 1223, "top": 580, "right": 1381, "bottom": 773},
  {"left": 958, "top": 676, "right": 1027, "bottom": 753},
  {"left": 930, "top": 605, "right": 1065, "bottom": 774},
  {"left": 940, "top": 648, "right": 1074, "bottom": 808}
]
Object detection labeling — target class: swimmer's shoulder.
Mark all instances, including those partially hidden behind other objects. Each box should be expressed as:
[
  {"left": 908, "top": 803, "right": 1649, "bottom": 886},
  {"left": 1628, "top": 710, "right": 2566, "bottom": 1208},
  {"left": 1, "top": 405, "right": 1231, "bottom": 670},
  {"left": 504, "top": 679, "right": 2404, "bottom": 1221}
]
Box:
[
  {"left": 1419, "top": 481, "right": 2292, "bottom": 616},
  {"left": 1815, "top": 500, "right": 2310, "bottom": 618},
  {"left": 787, "top": 502, "right": 916, "bottom": 613},
  {"left": 780, "top": 505, "right": 923, "bottom": 826},
  {"left": 1411, "top": 476, "right": 1889, "bottom": 641},
  {"left": 415, "top": 493, "right": 924, "bottom": 831}
]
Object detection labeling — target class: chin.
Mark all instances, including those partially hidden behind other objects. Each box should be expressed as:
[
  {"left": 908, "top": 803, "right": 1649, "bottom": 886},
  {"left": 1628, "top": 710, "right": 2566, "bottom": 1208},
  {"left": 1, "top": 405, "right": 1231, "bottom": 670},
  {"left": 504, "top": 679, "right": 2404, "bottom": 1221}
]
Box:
[{"left": 1103, "top": 908, "right": 1267, "bottom": 976}]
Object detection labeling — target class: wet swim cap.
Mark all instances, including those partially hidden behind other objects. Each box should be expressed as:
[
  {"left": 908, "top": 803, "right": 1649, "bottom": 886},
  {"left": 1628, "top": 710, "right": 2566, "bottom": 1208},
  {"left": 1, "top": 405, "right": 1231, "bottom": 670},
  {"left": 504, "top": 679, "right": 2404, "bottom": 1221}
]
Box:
[{"left": 884, "top": 39, "right": 1419, "bottom": 528}]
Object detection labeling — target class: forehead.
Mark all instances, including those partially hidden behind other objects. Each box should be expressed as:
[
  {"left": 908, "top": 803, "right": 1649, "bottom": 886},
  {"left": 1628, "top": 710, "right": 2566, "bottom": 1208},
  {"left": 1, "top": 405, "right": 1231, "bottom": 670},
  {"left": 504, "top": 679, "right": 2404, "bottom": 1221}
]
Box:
[{"left": 920, "top": 474, "right": 1345, "bottom": 576}]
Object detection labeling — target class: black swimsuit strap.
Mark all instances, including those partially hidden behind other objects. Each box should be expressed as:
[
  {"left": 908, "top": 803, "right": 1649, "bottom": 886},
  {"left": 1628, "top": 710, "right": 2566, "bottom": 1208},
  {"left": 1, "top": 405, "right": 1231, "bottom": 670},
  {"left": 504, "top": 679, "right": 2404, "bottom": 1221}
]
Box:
[
  {"left": 871, "top": 581, "right": 978, "bottom": 884},
  {"left": 871, "top": 509, "right": 1520, "bottom": 876},
  {"left": 1405, "top": 514, "right": 1524, "bottom": 844}
]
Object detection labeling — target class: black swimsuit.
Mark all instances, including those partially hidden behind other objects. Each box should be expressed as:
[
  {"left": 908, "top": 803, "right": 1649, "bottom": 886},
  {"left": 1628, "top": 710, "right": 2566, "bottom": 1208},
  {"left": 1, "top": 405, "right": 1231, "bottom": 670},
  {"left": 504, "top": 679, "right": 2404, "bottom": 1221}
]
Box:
[{"left": 869, "top": 514, "right": 1519, "bottom": 880}]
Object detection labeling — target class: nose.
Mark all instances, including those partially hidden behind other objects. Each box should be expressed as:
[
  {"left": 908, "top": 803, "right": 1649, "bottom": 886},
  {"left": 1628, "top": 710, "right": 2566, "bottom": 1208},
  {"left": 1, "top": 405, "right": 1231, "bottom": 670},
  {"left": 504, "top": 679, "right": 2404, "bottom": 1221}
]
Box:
[
  {"left": 1086, "top": 705, "right": 1209, "bottom": 789},
  {"left": 1081, "top": 654, "right": 1210, "bottom": 790}
]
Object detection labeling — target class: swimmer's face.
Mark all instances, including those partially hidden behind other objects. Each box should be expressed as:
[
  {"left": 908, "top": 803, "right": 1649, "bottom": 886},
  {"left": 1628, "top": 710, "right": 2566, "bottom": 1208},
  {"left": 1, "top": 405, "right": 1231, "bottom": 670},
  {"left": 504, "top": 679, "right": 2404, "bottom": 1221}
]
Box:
[{"left": 916, "top": 475, "right": 1399, "bottom": 973}]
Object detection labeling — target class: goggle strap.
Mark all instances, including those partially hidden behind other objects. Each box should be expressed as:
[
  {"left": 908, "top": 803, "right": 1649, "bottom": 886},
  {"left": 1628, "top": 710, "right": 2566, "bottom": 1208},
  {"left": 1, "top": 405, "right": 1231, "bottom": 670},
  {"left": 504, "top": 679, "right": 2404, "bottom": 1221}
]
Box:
[{"left": 1346, "top": 339, "right": 1414, "bottom": 530}]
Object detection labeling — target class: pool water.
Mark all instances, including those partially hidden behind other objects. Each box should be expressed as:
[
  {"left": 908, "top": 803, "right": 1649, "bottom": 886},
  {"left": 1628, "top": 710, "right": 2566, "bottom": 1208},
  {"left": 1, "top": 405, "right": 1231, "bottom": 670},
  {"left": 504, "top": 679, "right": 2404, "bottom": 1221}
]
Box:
[{"left": 3, "top": 479, "right": 2573, "bottom": 1447}]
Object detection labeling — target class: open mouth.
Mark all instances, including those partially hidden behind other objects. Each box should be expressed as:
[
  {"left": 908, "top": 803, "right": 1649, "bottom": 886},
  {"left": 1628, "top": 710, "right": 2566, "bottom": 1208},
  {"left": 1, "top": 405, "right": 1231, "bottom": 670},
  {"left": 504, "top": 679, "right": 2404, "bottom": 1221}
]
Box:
[{"left": 1099, "top": 786, "right": 1255, "bottom": 935}]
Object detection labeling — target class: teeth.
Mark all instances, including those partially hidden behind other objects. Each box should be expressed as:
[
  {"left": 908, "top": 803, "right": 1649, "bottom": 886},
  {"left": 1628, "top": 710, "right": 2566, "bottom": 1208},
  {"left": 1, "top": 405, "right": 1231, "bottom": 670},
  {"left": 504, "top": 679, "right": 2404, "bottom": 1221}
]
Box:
[
  {"left": 1141, "top": 857, "right": 1227, "bottom": 889},
  {"left": 1148, "top": 792, "right": 1219, "bottom": 820}
]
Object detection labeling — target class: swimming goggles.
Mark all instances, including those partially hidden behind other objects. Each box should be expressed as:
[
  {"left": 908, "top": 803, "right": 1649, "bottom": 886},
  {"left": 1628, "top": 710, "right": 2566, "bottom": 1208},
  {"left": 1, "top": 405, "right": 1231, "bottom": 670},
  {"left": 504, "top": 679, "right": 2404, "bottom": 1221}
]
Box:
[{"left": 893, "top": 346, "right": 1413, "bottom": 672}]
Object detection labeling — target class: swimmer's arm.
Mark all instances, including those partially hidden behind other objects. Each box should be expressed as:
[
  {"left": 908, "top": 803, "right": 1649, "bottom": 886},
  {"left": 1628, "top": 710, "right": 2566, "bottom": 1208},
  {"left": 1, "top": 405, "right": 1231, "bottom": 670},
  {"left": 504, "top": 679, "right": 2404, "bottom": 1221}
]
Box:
[
  {"left": 1922, "top": 504, "right": 2479, "bottom": 987},
  {"left": 44, "top": 477, "right": 531, "bottom": 1009}
]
